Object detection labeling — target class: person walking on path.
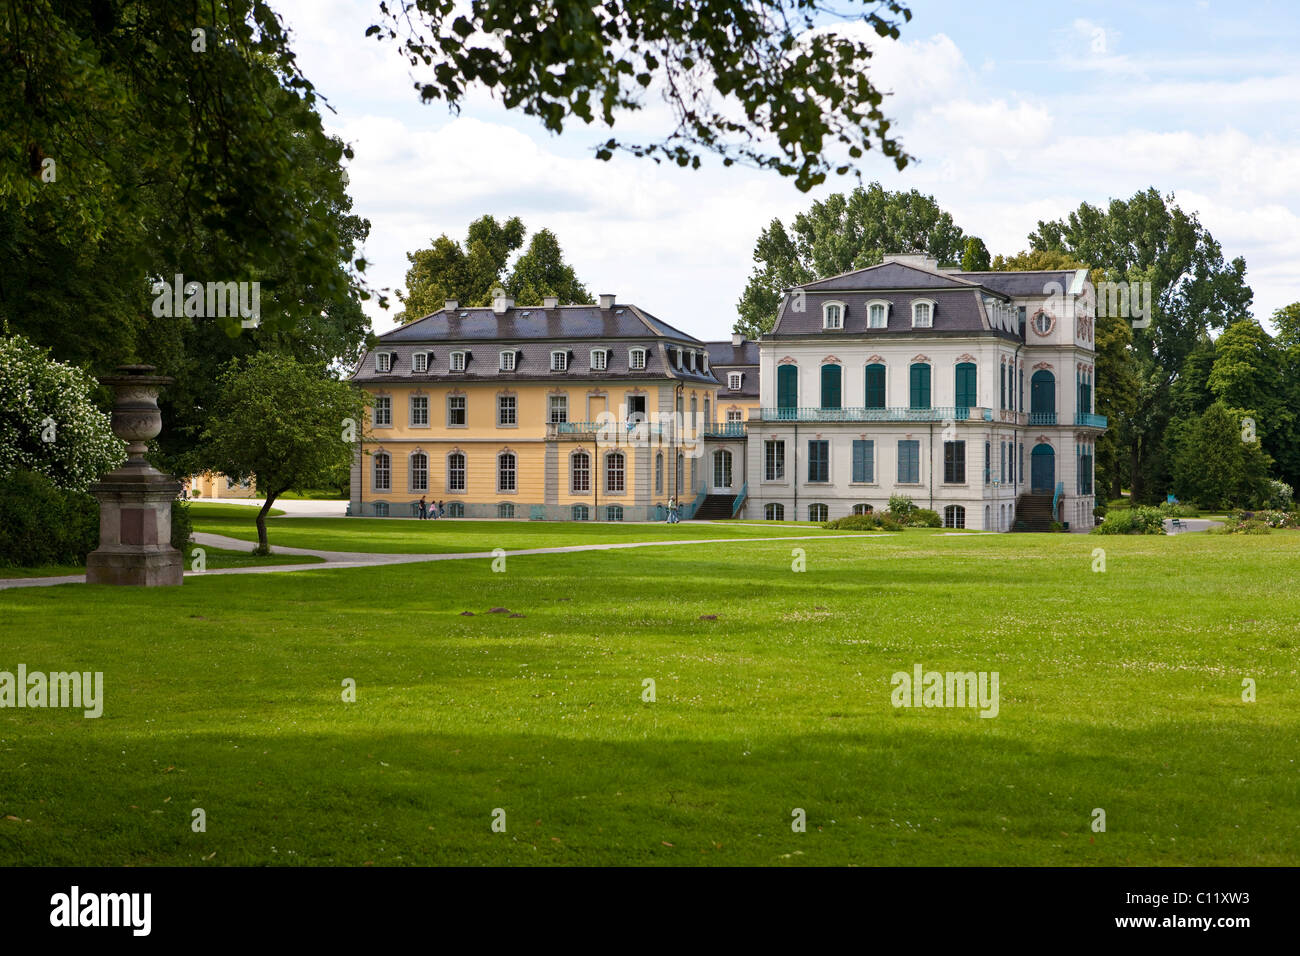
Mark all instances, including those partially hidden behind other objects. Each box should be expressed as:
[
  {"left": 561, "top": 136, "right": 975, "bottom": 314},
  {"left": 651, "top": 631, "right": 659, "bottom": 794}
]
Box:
[
  {"left": 436, "top": 499, "right": 445, "bottom": 519},
  {"left": 418, "top": 496, "right": 428, "bottom": 520},
  {"left": 667, "top": 496, "right": 678, "bottom": 523}
]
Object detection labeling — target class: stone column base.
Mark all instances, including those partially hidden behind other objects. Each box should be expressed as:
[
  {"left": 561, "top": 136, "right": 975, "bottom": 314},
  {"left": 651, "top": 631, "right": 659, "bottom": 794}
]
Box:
[{"left": 86, "top": 547, "right": 183, "bottom": 587}]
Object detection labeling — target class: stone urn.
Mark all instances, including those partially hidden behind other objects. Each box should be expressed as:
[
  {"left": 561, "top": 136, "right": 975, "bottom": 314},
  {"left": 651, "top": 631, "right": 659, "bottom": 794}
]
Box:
[{"left": 85, "top": 365, "right": 184, "bottom": 586}]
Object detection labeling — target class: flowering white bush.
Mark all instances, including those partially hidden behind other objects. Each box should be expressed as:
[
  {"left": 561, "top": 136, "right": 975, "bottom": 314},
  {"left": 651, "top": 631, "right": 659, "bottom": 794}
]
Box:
[{"left": 0, "top": 335, "right": 125, "bottom": 491}]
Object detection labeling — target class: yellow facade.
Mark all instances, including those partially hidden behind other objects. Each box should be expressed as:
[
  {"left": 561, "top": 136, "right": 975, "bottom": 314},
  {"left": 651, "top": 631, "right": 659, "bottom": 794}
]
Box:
[
  {"left": 187, "top": 471, "right": 256, "bottom": 499},
  {"left": 356, "top": 381, "right": 717, "bottom": 519}
]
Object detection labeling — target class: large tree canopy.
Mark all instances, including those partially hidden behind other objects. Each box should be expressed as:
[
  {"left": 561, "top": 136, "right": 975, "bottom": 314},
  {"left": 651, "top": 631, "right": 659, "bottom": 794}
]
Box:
[
  {"left": 1, "top": 0, "right": 374, "bottom": 473},
  {"left": 734, "top": 183, "right": 969, "bottom": 337},
  {"left": 397, "top": 217, "right": 591, "bottom": 321},
  {"left": 369, "top": 0, "right": 914, "bottom": 191}
]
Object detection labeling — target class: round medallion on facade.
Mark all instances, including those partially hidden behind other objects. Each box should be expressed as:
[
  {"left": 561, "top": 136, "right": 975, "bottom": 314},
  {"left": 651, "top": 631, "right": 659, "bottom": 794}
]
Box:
[{"left": 1031, "top": 310, "right": 1055, "bottom": 337}]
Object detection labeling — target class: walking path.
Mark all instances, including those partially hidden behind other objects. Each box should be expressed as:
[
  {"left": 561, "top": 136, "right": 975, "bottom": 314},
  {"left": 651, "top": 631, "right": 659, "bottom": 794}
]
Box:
[{"left": 0, "top": 531, "right": 886, "bottom": 590}]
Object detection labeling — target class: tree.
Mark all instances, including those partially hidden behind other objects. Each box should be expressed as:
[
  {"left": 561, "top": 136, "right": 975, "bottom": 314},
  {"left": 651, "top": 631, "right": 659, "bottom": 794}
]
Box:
[
  {"left": 961, "top": 237, "right": 991, "bottom": 271},
  {"left": 397, "top": 217, "right": 592, "bottom": 321},
  {"left": 734, "top": 183, "right": 968, "bottom": 336},
  {"left": 198, "top": 354, "right": 367, "bottom": 553},
  {"left": 1170, "top": 402, "right": 1272, "bottom": 509},
  {"left": 2, "top": 1, "right": 374, "bottom": 472},
  {"left": 1028, "top": 188, "right": 1253, "bottom": 502},
  {"left": 0, "top": 334, "right": 124, "bottom": 492},
  {"left": 369, "top": 1, "right": 915, "bottom": 191},
  {"left": 504, "top": 229, "right": 591, "bottom": 305}
]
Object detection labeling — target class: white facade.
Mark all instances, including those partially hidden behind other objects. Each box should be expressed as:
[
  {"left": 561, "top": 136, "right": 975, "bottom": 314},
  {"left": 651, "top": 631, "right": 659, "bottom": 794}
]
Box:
[{"left": 743, "top": 257, "right": 1104, "bottom": 531}]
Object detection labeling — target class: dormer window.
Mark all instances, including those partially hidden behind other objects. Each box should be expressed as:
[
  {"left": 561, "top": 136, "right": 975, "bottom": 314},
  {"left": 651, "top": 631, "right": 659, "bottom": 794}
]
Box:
[
  {"left": 591, "top": 349, "right": 607, "bottom": 371},
  {"left": 728, "top": 372, "right": 743, "bottom": 391},
  {"left": 912, "top": 300, "right": 935, "bottom": 328},
  {"left": 499, "top": 350, "right": 516, "bottom": 371},
  {"left": 450, "top": 351, "right": 466, "bottom": 372},
  {"left": 376, "top": 352, "right": 391, "bottom": 372},
  {"left": 629, "top": 348, "right": 646, "bottom": 370},
  {"left": 551, "top": 350, "right": 568, "bottom": 372},
  {"left": 413, "top": 353, "right": 428, "bottom": 373},
  {"left": 688, "top": 352, "right": 697, "bottom": 372},
  {"left": 823, "top": 301, "right": 845, "bottom": 330},
  {"left": 866, "top": 299, "right": 889, "bottom": 329},
  {"left": 701, "top": 353, "right": 709, "bottom": 373}
]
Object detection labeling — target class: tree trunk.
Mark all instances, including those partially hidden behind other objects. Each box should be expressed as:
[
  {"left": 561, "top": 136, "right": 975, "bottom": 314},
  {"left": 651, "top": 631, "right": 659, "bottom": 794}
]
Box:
[{"left": 255, "top": 492, "right": 280, "bottom": 555}]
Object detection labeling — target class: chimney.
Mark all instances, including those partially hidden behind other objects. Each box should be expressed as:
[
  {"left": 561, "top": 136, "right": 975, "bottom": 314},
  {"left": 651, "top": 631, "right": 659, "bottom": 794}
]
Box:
[
  {"left": 882, "top": 253, "right": 940, "bottom": 271},
  {"left": 543, "top": 296, "right": 559, "bottom": 309},
  {"left": 731, "top": 333, "right": 745, "bottom": 347},
  {"left": 444, "top": 299, "right": 458, "bottom": 311},
  {"left": 492, "top": 293, "right": 514, "bottom": 315},
  {"left": 598, "top": 293, "right": 615, "bottom": 310}
]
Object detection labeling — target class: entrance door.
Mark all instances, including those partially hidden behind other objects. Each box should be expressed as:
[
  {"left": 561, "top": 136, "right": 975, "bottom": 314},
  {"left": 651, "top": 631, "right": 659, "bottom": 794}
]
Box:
[
  {"left": 712, "top": 450, "right": 733, "bottom": 491},
  {"left": 1031, "top": 444, "right": 1055, "bottom": 493}
]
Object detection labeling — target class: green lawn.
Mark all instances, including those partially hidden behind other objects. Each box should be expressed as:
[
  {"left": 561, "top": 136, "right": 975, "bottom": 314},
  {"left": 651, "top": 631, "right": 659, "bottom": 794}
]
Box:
[
  {"left": 1, "top": 545, "right": 320, "bottom": 579},
  {"left": 1, "top": 527, "right": 1295, "bottom": 866},
  {"left": 190, "top": 504, "right": 864, "bottom": 554}
]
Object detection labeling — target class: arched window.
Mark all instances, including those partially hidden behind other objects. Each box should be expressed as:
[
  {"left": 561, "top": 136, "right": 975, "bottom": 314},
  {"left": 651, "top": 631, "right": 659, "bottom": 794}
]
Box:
[
  {"left": 374, "top": 501, "right": 389, "bottom": 517},
  {"left": 606, "top": 452, "right": 625, "bottom": 493},
  {"left": 865, "top": 364, "right": 886, "bottom": 409},
  {"left": 912, "top": 300, "right": 935, "bottom": 328},
  {"left": 853, "top": 503, "right": 873, "bottom": 515},
  {"left": 713, "top": 449, "right": 733, "bottom": 488},
  {"left": 676, "top": 453, "right": 684, "bottom": 496},
  {"left": 776, "top": 364, "right": 798, "bottom": 417},
  {"left": 409, "top": 452, "right": 428, "bottom": 492},
  {"left": 808, "top": 503, "right": 828, "bottom": 522},
  {"left": 447, "top": 502, "right": 464, "bottom": 518},
  {"left": 605, "top": 505, "right": 624, "bottom": 522},
  {"left": 655, "top": 452, "right": 664, "bottom": 494},
  {"left": 373, "top": 452, "right": 391, "bottom": 492},
  {"left": 765, "top": 503, "right": 785, "bottom": 521},
  {"left": 447, "top": 452, "right": 466, "bottom": 492},
  {"left": 1031, "top": 370, "right": 1056, "bottom": 421},
  {"left": 822, "top": 301, "right": 844, "bottom": 329},
  {"left": 497, "top": 452, "right": 517, "bottom": 493},
  {"left": 943, "top": 505, "right": 966, "bottom": 529},
  {"left": 866, "top": 299, "right": 889, "bottom": 329},
  {"left": 909, "top": 363, "right": 931, "bottom": 410},
  {"left": 571, "top": 450, "right": 591, "bottom": 493},
  {"left": 955, "top": 362, "right": 977, "bottom": 409},
  {"left": 571, "top": 504, "right": 589, "bottom": 521},
  {"left": 498, "top": 502, "right": 515, "bottom": 518},
  {"left": 820, "top": 364, "right": 842, "bottom": 409}
]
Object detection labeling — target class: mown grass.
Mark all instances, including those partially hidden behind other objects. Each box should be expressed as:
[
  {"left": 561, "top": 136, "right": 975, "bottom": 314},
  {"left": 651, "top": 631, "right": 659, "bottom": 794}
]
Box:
[
  {"left": 0, "top": 546, "right": 320, "bottom": 580},
  {"left": 189, "top": 505, "right": 863, "bottom": 554},
  {"left": 0, "top": 529, "right": 1296, "bottom": 866}
]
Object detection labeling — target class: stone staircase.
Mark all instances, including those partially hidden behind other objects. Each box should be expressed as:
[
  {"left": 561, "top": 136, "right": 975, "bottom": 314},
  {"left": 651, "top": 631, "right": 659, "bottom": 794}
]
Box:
[
  {"left": 1014, "top": 492, "right": 1056, "bottom": 532},
  {"left": 692, "top": 494, "right": 736, "bottom": 520}
]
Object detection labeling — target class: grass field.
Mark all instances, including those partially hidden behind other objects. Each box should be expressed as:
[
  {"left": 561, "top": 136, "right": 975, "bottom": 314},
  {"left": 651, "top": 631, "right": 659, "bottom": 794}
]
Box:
[
  {"left": 0, "top": 545, "right": 321, "bottom": 579},
  {"left": 189, "top": 503, "right": 863, "bottom": 553},
  {"left": 0, "top": 524, "right": 1296, "bottom": 866}
]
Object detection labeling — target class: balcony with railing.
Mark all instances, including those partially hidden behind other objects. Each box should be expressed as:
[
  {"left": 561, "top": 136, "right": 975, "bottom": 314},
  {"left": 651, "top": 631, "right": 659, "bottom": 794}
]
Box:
[
  {"left": 1028, "top": 411, "right": 1057, "bottom": 425},
  {"left": 703, "top": 421, "right": 748, "bottom": 438},
  {"left": 759, "top": 406, "right": 986, "bottom": 423},
  {"left": 546, "top": 420, "right": 668, "bottom": 440},
  {"left": 1074, "top": 412, "right": 1108, "bottom": 429}
]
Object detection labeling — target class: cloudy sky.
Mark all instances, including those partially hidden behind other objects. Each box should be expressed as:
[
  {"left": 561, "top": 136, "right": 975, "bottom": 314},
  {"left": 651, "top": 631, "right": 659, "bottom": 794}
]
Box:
[{"left": 276, "top": 0, "right": 1300, "bottom": 340}]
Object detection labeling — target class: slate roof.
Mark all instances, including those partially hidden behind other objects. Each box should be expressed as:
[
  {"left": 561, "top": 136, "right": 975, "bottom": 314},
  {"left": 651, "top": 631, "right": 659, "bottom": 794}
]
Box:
[
  {"left": 706, "top": 339, "right": 760, "bottom": 400},
  {"left": 352, "top": 303, "right": 717, "bottom": 385},
  {"left": 958, "top": 270, "right": 1081, "bottom": 297}
]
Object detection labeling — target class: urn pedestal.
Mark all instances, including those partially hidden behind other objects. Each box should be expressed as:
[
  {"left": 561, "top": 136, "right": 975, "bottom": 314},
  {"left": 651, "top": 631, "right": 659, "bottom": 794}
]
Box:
[{"left": 85, "top": 365, "right": 183, "bottom": 586}]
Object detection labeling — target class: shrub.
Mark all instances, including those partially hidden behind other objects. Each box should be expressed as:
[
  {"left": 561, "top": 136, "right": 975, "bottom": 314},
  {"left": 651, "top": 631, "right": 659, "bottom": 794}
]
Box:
[
  {"left": 1091, "top": 505, "right": 1167, "bottom": 535},
  {"left": 0, "top": 469, "right": 98, "bottom": 567},
  {"left": 823, "top": 513, "right": 902, "bottom": 532},
  {"left": 1264, "top": 480, "right": 1294, "bottom": 510},
  {"left": 887, "top": 494, "right": 916, "bottom": 517},
  {"left": 889, "top": 507, "right": 941, "bottom": 528},
  {"left": 0, "top": 334, "right": 124, "bottom": 491},
  {"left": 171, "top": 498, "right": 193, "bottom": 552},
  {"left": 1092, "top": 505, "right": 1108, "bottom": 519},
  {"left": 1158, "top": 501, "right": 1198, "bottom": 517}
]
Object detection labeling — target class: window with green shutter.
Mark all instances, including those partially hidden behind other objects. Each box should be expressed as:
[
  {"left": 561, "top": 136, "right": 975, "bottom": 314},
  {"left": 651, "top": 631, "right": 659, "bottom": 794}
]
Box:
[
  {"left": 852, "top": 440, "right": 874, "bottom": 483},
  {"left": 864, "top": 364, "right": 886, "bottom": 408},
  {"left": 808, "top": 440, "right": 829, "bottom": 482},
  {"left": 897, "top": 440, "right": 920, "bottom": 483},
  {"left": 909, "top": 363, "right": 931, "bottom": 410},
  {"left": 777, "top": 364, "right": 798, "bottom": 411},
  {"left": 820, "top": 364, "right": 842, "bottom": 409},
  {"left": 955, "top": 362, "right": 976, "bottom": 409}
]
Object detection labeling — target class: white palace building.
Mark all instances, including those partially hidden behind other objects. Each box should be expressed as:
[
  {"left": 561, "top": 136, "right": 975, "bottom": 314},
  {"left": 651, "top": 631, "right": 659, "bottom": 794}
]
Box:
[{"left": 743, "top": 255, "right": 1104, "bottom": 531}]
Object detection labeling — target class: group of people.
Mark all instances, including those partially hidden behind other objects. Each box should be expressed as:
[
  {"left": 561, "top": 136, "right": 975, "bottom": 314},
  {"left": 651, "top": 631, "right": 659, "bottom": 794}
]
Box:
[{"left": 417, "top": 497, "right": 446, "bottom": 520}]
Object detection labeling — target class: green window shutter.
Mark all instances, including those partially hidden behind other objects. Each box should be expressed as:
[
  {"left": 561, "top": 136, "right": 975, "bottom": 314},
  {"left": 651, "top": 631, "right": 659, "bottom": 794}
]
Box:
[
  {"left": 852, "top": 440, "right": 874, "bottom": 483},
  {"left": 956, "top": 362, "right": 976, "bottom": 408},
  {"left": 865, "top": 364, "right": 886, "bottom": 408},
  {"left": 777, "top": 364, "right": 798, "bottom": 410},
  {"left": 820, "top": 364, "right": 842, "bottom": 409},
  {"left": 909, "top": 364, "right": 931, "bottom": 410},
  {"left": 898, "top": 440, "right": 919, "bottom": 483}
]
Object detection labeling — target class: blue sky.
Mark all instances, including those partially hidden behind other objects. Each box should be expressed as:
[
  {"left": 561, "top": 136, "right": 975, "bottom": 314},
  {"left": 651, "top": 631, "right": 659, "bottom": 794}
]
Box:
[{"left": 276, "top": 0, "right": 1300, "bottom": 339}]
